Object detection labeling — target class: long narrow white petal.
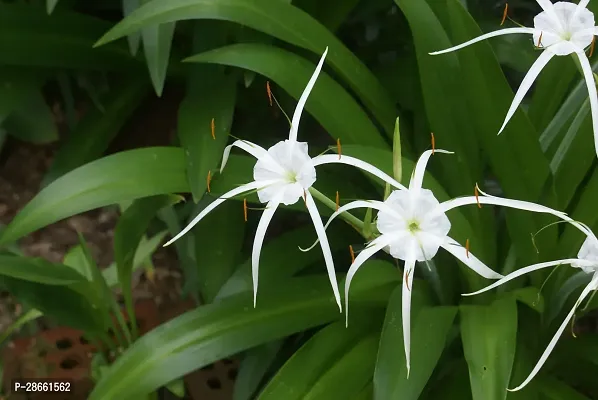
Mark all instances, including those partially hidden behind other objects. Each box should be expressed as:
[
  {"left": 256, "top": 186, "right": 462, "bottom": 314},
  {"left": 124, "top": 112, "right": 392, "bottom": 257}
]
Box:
[
  {"left": 305, "top": 191, "right": 342, "bottom": 312},
  {"left": 498, "top": 50, "right": 555, "bottom": 134},
  {"left": 508, "top": 274, "right": 598, "bottom": 392},
  {"left": 441, "top": 237, "right": 503, "bottom": 279},
  {"left": 289, "top": 47, "right": 328, "bottom": 143},
  {"left": 220, "top": 139, "right": 282, "bottom": 174},
  {"left": 251, "top": 192, "right": 283, "bottom": 307},
  {"left": 429, "top": 28, "right": 538, "bottom": 55},
  {"left": 536, "top": 0, "right": 564, "bottom": 30},
  {"left": 163, "top": 180, "right": 276, "bottom": 247},
  {"left": 345, "top": 235, "right": 395, "bottom": 327},
  {"left": 409, "top": 149, "right": 454, "bottom": 191},
  {"left": 462, "top": 259, "right": 592, "bottom": 296},
  {"left": 575, "top": 49, "right": 598, "bottom": 160},
  {"left": 402, "top": 257, "right": 416, "bottom": 378},
  {"left": 312, "top": 154, "right": 406, "bottom": 190}
]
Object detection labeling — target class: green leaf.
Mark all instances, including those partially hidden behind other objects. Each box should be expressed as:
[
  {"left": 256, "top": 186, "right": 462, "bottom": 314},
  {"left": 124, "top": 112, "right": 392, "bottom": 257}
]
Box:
[
  {"left": 537, "top": 376, "right": 591, "bottom": 400},
  {"left": 179, "top": 32, "right": 237, "bottom": 201},
  {"left": 194, "top": 200, "right": 245, "bottom": 303},
  {"left": 186, "top": 43, "right": 387, "bottom": 148},
  {"left": 259, "top": 318, "right": 382, "bottom": 400},
  {"left": 460, "top": 297, "right": 518, "bottom": 400},
  {"left": 94, "top": 0, "right": 396, "bottom": 136},
  {"left": 0, "top": 3, "right": 139, "bottom": 70},
  {"left": 0, "top": 147, "right": 188, "bottom": 245},
  {"left": 0, "top": 308, "right": 43, "bottom": 346},
  {"left": 114, "top": 194, "right": 182, "bottom": 337},
  {"left": 123, "top": 0, "right": 142, "bottom": 56},
  {"left": 374, "top": 287, "right": 457, "bottom": 400},
  {"left": 234, "top": 341, "right": 283, "bottom": 400},
  {"left": 43, "top": 76, "right": 150, "bottom": 185},
  {"left": 4, "top": 90, "right": 58, "bottom": 144},
  {"left": 89, "top": 263, "right": 400, "bottom": 399},
  {"left": 165, "top": 378, "right": 186, "bottom": 398},
  {"left": 0, "top": 67, "right": 47, "bottom": 124},
  {"left": 0, "top": 255, "right": 87, "bottom": 285},
  {"left": 47, "top": 0, "right": 59, "bottom": 14},
  {"left": 140, "top": 0, "right": 175, "bottom": 96}
]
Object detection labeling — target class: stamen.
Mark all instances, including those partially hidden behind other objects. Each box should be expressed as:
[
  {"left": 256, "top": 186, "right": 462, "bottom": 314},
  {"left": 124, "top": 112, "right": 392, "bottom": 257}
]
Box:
[
  {"left": 571, "top": 313, "right": 577, "bottom": 338},
  {"left": 349, "top": 245, "right": 355, "bottom": 264},
  {"left": 431, "top": 132, "right": 435, "bottom": 154},
  {"left": 405, "top": 268, "right": 411, "bottom": 291},
  {"left": 336, "top": 191, "right": 340, "bottom": 211},
  {"left": 500, "top": 3, "right": 509, "bottom": 26},
  {"left": 474, "top": 184, "right": 482, "bottom": 209},
  {"left": 303, "top": 189, "right": 307, "bottom": 205},
  {"left": 465, "top": 239, "right": 470, "bottom": 258},
  {"left": 337, "top": 138, "right": 342, "bottom": 160},
  {"left": 206, "top": 170, "right": 211, "bottom": 193},
  {"left": 537, "top": 31, "right": 543, "bottom": 48},
  {"left": 243, "top": 198, "right": 248, "bottom": 222},
  {"left": 266, "top": 81, "right": 273, "bottom": 106},
  {"left": 590, "top": 36, "right": 596, "bottom": 58},
  {"left": 211, "top": 118, "right": 215, "bottom": 140}
]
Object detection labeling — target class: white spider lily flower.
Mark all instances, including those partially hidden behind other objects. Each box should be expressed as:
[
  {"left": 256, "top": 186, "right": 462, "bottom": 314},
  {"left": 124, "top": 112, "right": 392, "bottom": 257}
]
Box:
[
  {"left": 462, "top": 221, "right": 598, "bottom": 391},
  {"left": 163, "top": 47, "right": 405, "bottom": 311},
  {"left": 430, "top": 0, "right": 598, "bottom": 157},
  {"left": 317, "top": 149, "right": 570, "bottom": 376}
]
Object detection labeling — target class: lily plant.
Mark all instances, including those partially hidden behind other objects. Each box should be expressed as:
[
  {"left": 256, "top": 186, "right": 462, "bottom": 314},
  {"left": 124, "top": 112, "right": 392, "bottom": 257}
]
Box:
[
  {"left": 312, "top": 149, "right": 570, "bottom": 376},
  {"left": 163, "top": 47, "right": 405, "bottom": 311},
  {"left": 430, "top": 0, "right": 598, "bottom": 158},
  {"left": 463, "top": 220, "right": 598, "bottom": 391}
]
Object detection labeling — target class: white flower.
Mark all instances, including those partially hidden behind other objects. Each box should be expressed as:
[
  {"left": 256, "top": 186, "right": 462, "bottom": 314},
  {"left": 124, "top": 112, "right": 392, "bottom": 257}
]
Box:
[
  {"left": 430, "top": 0, "right": 598, "bottom": 158},
  {"left": 163, "top": 47, "right": 405, "bottom": 311},
  {"left": 317, "top": 149, "right": 570, "bottom": 376},
  {"left": 462, "top": 220, "right": 598, "bottom": 391}
]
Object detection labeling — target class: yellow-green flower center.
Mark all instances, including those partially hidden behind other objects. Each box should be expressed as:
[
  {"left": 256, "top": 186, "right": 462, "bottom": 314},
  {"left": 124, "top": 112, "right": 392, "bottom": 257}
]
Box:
[{"left": 408, "top": 220, "right": 420, "bottom": 233}]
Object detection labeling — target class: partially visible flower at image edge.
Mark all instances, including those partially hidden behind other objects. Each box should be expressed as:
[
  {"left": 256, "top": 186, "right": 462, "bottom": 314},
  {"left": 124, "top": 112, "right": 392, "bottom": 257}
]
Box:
[
  {"left": 430, "top": 0, "right": 598, "bottom": 158},
  {"left": 163, "top": 47, "right": 406, "bottom": 312},
  {"left": 463, "top": 219, "right": 598, "bottom": 391},
  {"left": 313, "top": 149, "right": 570, "bottom": 377}
]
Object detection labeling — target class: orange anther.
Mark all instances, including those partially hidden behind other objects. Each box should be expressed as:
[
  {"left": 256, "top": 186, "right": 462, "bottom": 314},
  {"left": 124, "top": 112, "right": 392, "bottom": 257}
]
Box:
[
  {"left": 474, "top": 185, "right": 482, "bottom": 209},
  {"left": 266, "top": 81, "right": 273, "bottom": 106},
  {"left": 206, "top": 170, "right": 211, "bottom": 193},
  {"left": 243, "top": 198, "right": 248, "bottom": 222},
  {"left": 537, "top": 31, "right": 543, "bottom": 48},
  {"left": 591, "top": 36, "right": 596, "bottom": 58},
  {"left": 337, "top": 138, "right": 342, "bottom": 160},
  {"left": 335, "top": 191, "right": 340, "bottom": 211},
  {"left": 349, "top": 245, "right": 355, "bottom": 264},
  {"left": 500, "top": 3, "right": 509, "bottom": 26},
  {"left": 405, "top": 269, "right": 411, "bottom": 291},
  {"left": 211, "top": 118, "right": 215, "bottom": 140},
  {"left": 303, "top": 189, "right": 307, "bottom": 205},
  {"left": 466, "top": 239, "right": 470, "bottom": 258},
  {"left": 431, "top": 132, "right": 435, "bottom": 154}
]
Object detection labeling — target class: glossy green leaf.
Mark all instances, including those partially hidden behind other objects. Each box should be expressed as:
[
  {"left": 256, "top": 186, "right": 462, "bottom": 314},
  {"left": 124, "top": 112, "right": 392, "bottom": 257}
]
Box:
[
  {"left": 179, "top": 40, "right": 236, "bottom": 201},
  {"left": 460, "top": 297, "right": 518, "bottom": 400},
  {"left": 114, "top": 194, "right": 182, "bottom": 337},
  {"left": 374, "top": 286, "right": 457, "bottom": 400},
  {"left": 4, "top": 90, "right": 58, "bottom": 144},
  {"left": 186, "top": 43, "right": 387, "bottom": 148},
  {"left": 123, "top": 0, "right": 142, "bottom": 56},
  {"left": 537, "top": 376, "right": 591, "bottom": 400},
  {"left": 94, "top": 0, "right": 396, "bottom": 135},
  {"left": 43, "top": 77, "right": 150, "bottom": 185},
  {"left": 259, "top": 317, "right": 382, "bottom": 400},
  {"left": 234, "top": 341, "right": 283, "bottom": 400},
  {"left": 0, "top": 147, "right": 188, "bottom": 245},
  {"left": 0, "top": 308, "right": 42, "bottom": 346},
  {"left": 47, "top": 0, "right": 59, "bottom": 14},
  {"left": 0, "top": 255, "right": 87, "bottom": 285},
  {"left": 0, "top": 3, "right": 139, "bottom": 70},
  {"left": 89, "top": 262, "right": 400, "bottom": 399},
  {"left": 0, "top": 67, "right": 47, "bottom": 124}
]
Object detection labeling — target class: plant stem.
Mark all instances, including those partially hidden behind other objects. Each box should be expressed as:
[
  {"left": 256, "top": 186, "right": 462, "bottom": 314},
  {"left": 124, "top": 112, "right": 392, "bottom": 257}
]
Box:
[{"left": 308, "top": 188, "right": 364, "bottom": 232}]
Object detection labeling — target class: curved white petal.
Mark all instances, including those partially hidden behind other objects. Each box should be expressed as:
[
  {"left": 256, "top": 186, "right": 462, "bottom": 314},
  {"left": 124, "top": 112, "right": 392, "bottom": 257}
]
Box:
[
  {"left": 221, "top": 140, "right": 282, "bottom": 174},
  {"left": 345, "top": 235, "right": 396, "bottom": 327},
  {"left": 163, "top": 180, "right": 277, "bottom": 247},
  {"left": 251, "top": 192, "right": 284, "bottom": 307},
  {"left": 441, "top": 237, "right": 503, "bottom": 279},
  {"left": 429, "top": 28, "right": 538, "bottom": 55},
  {"left": 508, "top": 274, "right": 598, "bottom": 392},
  {"left": 305, "top": 191, "right": 342, "bottom": 312},
  {"left": 536, "top": 0, "right": 564, "bottom": 30},
  {"left": 574, "top": 49, "right": 598, "bottom": 160},
  {"left": 312, "top": 154, "right": 406, "bottom": 190},
  {"left": 402, "top": 257, "right": 416, "bottom": 378},
  {"left": 498, "top": 50, "right": 555, "bottom": 134},
  {"left": 409, "top": 149, "right": 454, "bottom": 191},
  {"left": 289, "top": 47, "right": 328, "bottom": 143},
  {"left": 462, "top": 258, "right": 591, "bottom": 296}
]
